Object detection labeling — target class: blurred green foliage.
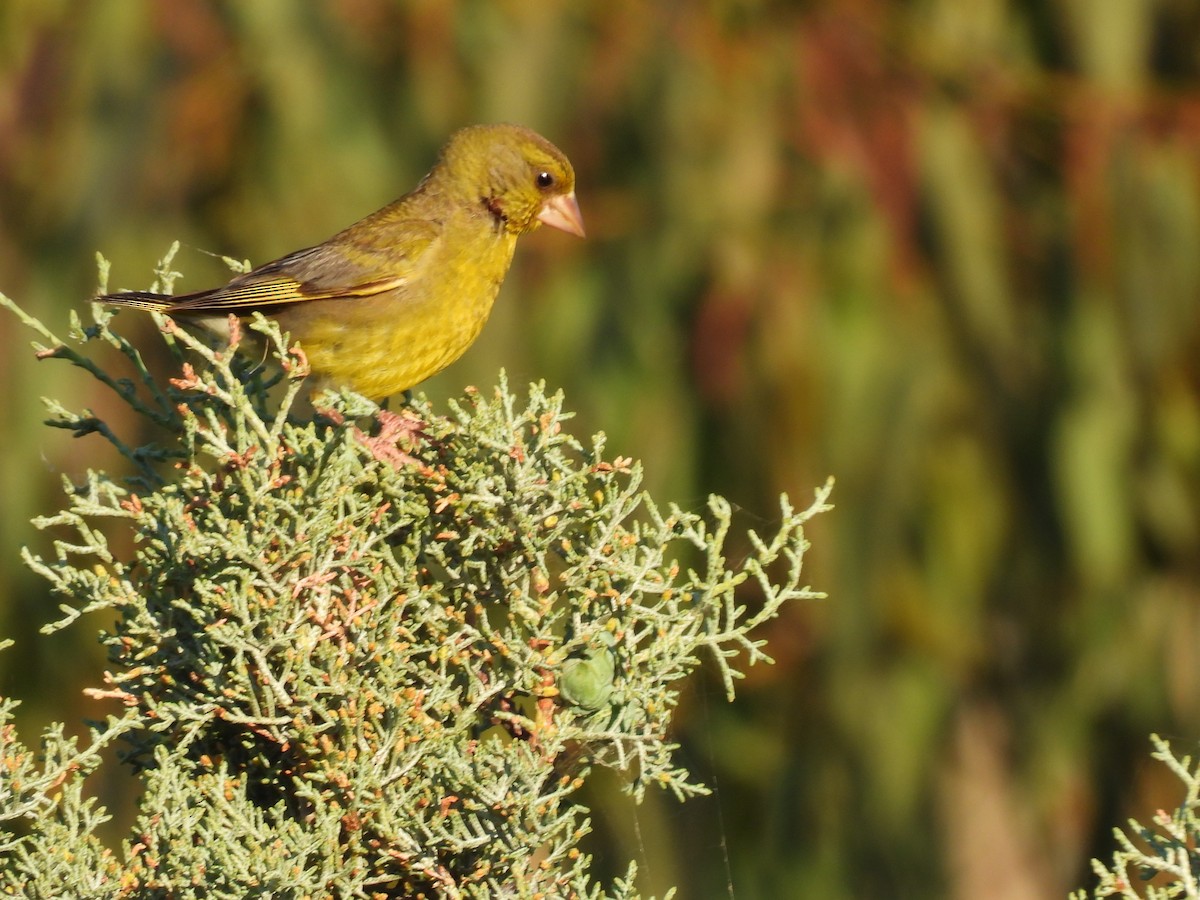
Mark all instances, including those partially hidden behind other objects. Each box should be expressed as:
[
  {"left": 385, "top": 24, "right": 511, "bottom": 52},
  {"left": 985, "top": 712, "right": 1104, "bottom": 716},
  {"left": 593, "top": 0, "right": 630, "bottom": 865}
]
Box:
[{"left": 1, "top": 1, "right": 1198, "bottom": 896}]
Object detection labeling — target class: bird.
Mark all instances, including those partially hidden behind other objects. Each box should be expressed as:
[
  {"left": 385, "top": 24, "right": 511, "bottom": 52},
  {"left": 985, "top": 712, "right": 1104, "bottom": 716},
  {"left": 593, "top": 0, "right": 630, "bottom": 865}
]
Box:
[{"left": 99, "top": 124, "right": 584, "bottom": 400}]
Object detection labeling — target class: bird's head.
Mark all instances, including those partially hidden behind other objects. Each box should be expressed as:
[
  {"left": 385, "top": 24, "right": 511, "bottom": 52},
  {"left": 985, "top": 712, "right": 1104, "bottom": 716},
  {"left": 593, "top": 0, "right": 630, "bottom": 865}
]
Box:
[{"left": 438, "top": 124, "right": 585, "bottom": 238}]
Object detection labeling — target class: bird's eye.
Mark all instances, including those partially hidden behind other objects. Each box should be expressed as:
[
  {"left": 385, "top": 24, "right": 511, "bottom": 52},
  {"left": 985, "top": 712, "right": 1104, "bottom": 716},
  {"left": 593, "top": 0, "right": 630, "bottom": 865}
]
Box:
[{"left": 536, "top": 171, "right": 555, "bottom": 189}]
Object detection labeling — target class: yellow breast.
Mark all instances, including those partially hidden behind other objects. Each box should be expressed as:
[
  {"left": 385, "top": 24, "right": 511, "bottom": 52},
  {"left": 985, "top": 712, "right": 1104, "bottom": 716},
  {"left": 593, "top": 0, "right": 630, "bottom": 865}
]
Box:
[{"left": 278, "top": 227, "right": 519, "bottom": 399}]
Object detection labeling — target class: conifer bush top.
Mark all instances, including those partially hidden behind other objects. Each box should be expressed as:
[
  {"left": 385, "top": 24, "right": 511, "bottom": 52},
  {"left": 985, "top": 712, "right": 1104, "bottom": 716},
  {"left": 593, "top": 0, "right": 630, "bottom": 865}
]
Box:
[{"left": 0, "top": 251, "right": 831, "bottom": 898}]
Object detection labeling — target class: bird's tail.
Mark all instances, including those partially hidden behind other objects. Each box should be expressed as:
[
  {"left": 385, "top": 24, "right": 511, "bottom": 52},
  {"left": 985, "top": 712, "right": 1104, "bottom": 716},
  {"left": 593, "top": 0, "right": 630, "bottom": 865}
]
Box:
[{"left": 98, "top": 290, "right": 175, "bottom": 312}]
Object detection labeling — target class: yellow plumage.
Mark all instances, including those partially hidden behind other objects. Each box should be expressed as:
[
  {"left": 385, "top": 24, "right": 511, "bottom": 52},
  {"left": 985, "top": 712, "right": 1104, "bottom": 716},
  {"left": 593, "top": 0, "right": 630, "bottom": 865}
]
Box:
[{"left": 100, "top": 124, "right": 584, "bottom": 399}]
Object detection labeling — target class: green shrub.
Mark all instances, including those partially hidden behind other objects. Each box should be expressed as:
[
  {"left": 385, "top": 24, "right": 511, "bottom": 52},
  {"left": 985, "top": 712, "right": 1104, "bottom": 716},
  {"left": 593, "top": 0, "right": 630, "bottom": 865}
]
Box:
[{"left": 0, "top": 254, "right": 830, "bottom": 898}]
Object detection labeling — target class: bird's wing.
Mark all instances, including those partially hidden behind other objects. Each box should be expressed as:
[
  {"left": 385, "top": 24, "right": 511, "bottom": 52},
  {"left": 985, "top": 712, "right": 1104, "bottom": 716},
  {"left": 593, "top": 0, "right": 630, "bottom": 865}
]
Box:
[{"left": 163, "top": 220, "right": 441, "bottom": 316}]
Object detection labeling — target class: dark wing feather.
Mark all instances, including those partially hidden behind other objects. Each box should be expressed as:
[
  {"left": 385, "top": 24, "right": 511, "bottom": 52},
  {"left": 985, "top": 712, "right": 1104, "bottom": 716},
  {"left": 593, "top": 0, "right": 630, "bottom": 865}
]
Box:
[{"left": 103, "top": 219, "right": 440, "bottom": 317}]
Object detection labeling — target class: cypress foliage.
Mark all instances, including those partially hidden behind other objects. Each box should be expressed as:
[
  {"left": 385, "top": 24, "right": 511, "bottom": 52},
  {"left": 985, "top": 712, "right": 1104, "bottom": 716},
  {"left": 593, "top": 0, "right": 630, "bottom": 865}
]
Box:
[
  {"left": 0, "top": 253, "right": 830, "bottom": 898},
  {"left": 1071, "top": 737, "right": 1200, "bottom": 900}
]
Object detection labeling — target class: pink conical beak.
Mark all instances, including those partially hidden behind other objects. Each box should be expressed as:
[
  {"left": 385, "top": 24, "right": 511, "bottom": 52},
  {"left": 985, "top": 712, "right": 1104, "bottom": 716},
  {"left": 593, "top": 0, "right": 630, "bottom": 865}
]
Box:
[{"left": 537, "top": 191, "right": 586, "bottom": 237}]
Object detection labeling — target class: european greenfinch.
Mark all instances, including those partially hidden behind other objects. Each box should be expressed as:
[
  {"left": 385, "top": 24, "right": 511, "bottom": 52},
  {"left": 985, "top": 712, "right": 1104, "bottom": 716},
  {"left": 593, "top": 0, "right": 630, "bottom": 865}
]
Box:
[{"left": 100, "top": 124, "right": 584, "bottom": 399}]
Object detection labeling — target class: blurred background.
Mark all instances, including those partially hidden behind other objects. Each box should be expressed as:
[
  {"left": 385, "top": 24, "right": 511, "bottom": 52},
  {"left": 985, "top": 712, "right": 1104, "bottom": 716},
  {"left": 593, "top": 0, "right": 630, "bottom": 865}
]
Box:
[{"left": 2, "top": 1, "right": 1199, "bottom": 897}]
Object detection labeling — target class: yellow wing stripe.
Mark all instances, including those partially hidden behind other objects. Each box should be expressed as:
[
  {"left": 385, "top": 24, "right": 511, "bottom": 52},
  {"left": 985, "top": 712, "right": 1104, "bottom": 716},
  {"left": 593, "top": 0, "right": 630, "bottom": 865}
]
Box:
[
  {"left": 166, "top": 275, "right": 408, "bottom": 313},
  {"left": 100, "top": 293, "right": 173, "bottom": 312}
]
